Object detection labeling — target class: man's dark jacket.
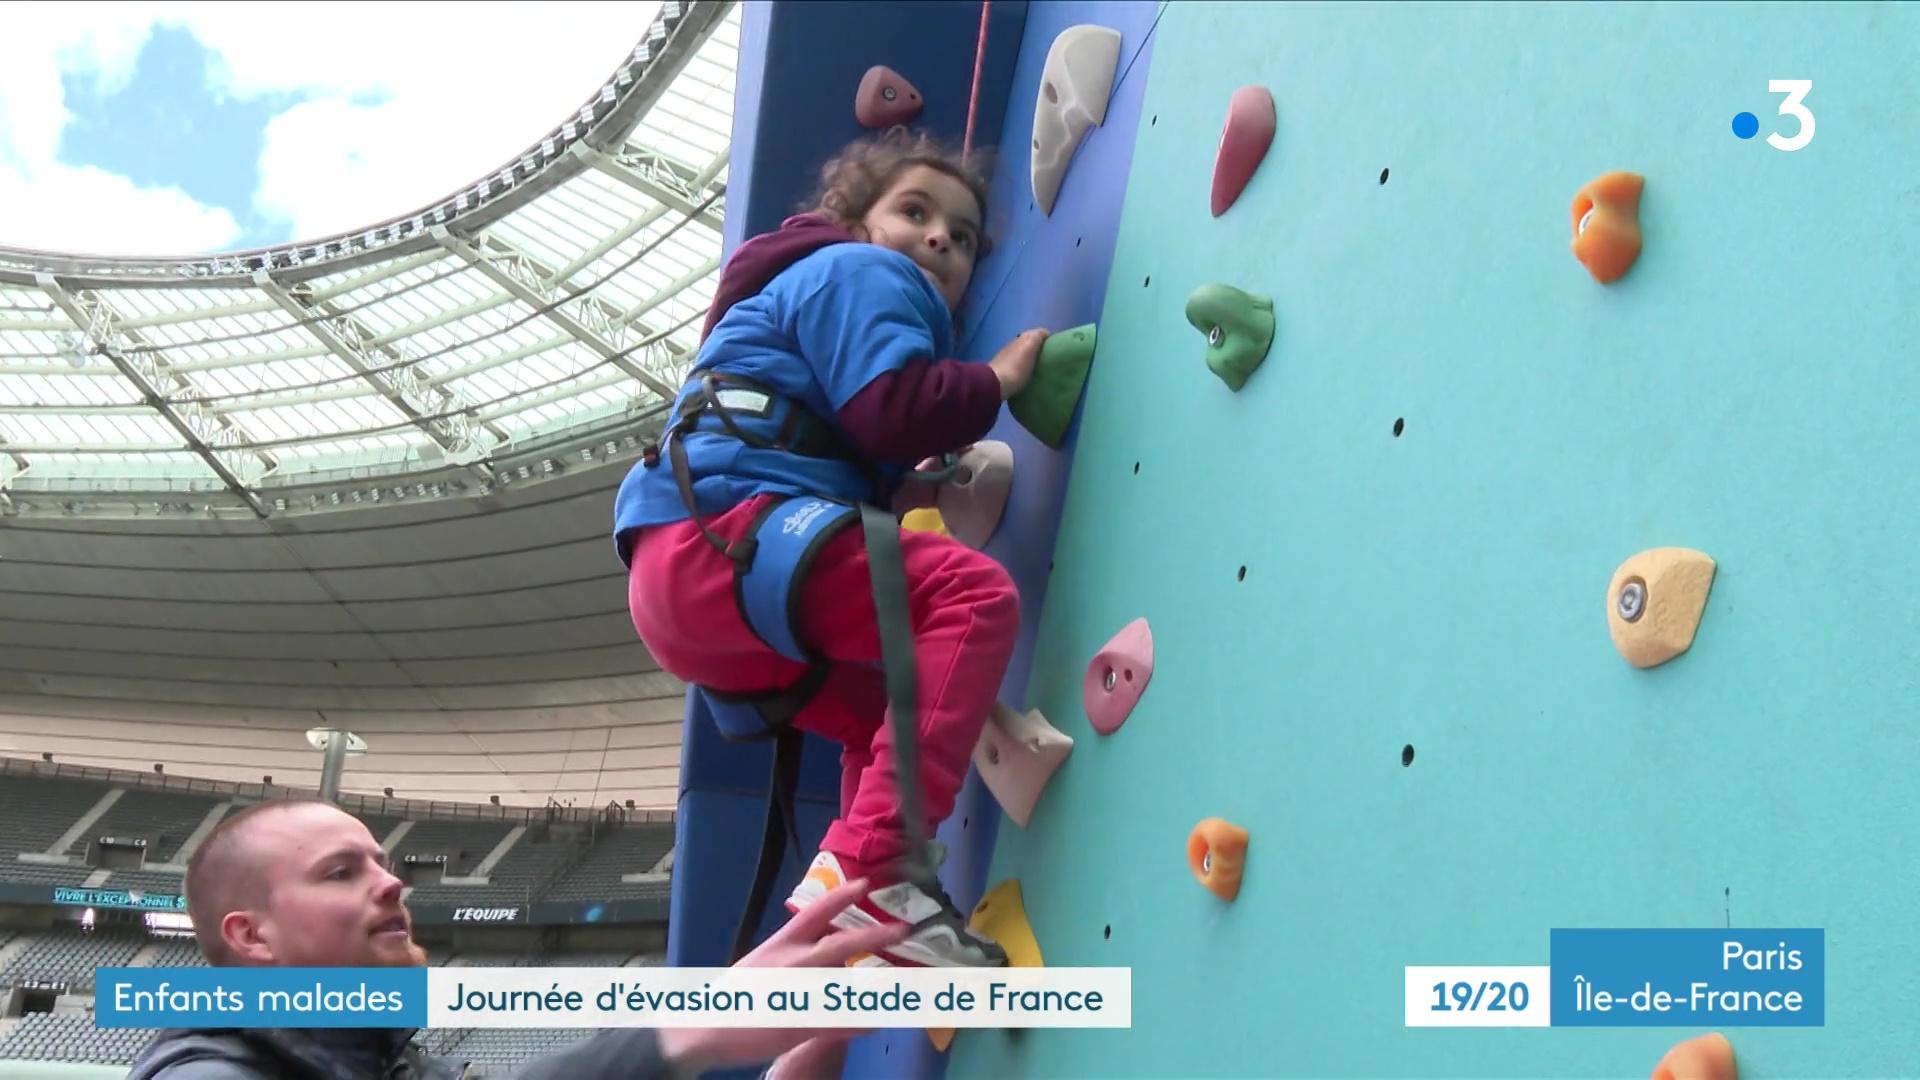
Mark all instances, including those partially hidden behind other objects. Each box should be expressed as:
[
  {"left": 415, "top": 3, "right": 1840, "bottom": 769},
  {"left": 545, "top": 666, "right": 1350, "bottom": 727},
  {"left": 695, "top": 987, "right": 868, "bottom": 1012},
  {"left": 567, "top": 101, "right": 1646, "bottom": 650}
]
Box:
[{"left": 123, "top": 1023, "right": 685, "bottom": 1079}]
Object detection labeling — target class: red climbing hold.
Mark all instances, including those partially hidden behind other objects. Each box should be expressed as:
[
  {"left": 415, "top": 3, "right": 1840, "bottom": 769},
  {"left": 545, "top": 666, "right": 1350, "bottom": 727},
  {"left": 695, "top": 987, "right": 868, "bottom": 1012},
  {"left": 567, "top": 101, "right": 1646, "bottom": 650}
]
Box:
[
  {"left": 1210, "top": 86, "right": 1275, "bottom": 217},
  {"left": 856, "top": 66, "right": 924, "bottom": 129},
  {"left": 1083, "top": 617, "right": 1153, "bottom": 735}
]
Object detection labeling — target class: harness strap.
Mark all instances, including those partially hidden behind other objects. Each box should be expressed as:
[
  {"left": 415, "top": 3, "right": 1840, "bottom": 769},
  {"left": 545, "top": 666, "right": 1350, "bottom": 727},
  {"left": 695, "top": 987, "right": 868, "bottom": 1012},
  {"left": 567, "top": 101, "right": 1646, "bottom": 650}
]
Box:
[
  {"left": 729, "top": 726, "right": 806, "bottom": 963},
  {"left": 647, "top": 368, "right": 953, "bottom": 953},
  {"left": 860, "top": 503, "right": 939, "bottom": 893}
]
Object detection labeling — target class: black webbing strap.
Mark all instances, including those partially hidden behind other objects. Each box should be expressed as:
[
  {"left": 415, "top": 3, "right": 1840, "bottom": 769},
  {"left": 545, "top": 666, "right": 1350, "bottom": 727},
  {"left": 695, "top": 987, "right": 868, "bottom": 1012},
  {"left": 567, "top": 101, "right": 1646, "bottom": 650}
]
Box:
[
  {"left": 859, "top": 503, "right": 940, "bottom": 894},
  {"left": 728, "top": 726, "right": 806, "bottom": 963}
]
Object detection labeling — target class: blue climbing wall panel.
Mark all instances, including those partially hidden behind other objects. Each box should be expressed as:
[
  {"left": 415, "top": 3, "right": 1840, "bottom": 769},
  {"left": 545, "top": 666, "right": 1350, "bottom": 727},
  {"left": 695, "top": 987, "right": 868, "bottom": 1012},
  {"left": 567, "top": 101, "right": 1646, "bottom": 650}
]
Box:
[{"left": 691, "top": 0, "right": 1920, "bottom": 1077}]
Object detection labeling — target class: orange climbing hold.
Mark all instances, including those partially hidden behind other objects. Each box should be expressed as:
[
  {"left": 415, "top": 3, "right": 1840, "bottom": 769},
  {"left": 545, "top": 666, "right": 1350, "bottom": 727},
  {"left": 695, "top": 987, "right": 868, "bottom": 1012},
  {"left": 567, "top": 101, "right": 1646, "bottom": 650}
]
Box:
[
  {"left": 1187, "top": 818, "right": 1248, "bottom": 902},
  {"left": 1570, "top": 171, "right": 1644, "bottom": 283},
  {"left": 1652, "top": 1032, "right": 1736, "bottom": 1080}
]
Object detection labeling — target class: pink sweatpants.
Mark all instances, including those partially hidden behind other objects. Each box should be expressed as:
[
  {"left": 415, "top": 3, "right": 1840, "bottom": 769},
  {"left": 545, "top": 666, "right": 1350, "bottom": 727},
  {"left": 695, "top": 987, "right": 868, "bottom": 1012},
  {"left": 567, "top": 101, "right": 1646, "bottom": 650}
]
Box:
[{"left": 627, "top": 494, "right": 1021, "bottom": 868}]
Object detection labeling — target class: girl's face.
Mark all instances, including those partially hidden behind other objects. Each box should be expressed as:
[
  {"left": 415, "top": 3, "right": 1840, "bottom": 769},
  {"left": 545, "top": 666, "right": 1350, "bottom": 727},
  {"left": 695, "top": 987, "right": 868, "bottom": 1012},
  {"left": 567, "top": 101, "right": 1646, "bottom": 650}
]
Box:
[{"left": 860, "top": 164, "right": 983, "bottom": 311}]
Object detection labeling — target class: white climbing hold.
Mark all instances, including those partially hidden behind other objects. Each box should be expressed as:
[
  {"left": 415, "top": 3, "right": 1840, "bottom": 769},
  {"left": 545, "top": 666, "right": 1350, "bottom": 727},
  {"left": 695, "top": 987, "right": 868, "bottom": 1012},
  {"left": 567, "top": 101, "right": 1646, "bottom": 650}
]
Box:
[{"left": 1030, "top": 25, "right": 1122, "bottom": 216}]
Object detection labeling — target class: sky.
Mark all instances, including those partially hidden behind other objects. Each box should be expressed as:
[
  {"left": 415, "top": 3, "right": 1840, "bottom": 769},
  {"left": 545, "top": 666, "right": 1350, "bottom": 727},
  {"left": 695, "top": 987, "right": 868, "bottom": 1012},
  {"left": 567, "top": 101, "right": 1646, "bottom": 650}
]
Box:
[{"left": 0, "top": 2, "right": 665, "bottom": 257}]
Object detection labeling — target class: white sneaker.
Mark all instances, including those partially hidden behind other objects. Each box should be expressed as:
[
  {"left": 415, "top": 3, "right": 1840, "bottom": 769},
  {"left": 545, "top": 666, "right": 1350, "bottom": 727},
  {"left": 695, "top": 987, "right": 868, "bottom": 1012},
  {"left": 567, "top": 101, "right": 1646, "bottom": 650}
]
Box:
[{"left": 785, "top": 850, "right": 1008, "bottom": 968}]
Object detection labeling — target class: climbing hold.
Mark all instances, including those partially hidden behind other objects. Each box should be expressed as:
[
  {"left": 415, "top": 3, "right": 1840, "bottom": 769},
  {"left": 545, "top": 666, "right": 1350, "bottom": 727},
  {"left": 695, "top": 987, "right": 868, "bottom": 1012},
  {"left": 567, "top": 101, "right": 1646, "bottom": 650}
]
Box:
[
  {"left": 1010, "top": 324, "right": 1096, "bottom": 449},
  {"left": 1607, "top": 547, "right": 1716, "bottom": 669},
  {"left": 1187, "top": 818, "right": 1248, "bottom": 902},
  {"left": 1570, "top": 171, "right": 1644, "bottom": 284},
  {"left": 901, "top": 507, "right": 950, "bottom": 537},
  {"left": 1030, "top": 25, "right": 1122, "bottom": 215},
  {"left": 855, "top": 65, "right": 923, "bottom": 129},
  {"left": 928, "top": 879, "right": 1044, "bottom": 1052},
  {"left": 1652, "top": 1032, "right": 1736, "bottom": 1080},
  {"left": 1083, "top": 617, "right": 1153, "bottom": 735},
  {"left": 1186, "top": 284, "right": 1273, "bottom": 392},
  {"left": 937, "top": 441, "right": 1013, "bottom": 549},
  {"left": 974, "top": 703, "right": 1073, "bottom": 828},
  {"left": 1211, "top": 86, "right": 1276, "bottom": 216}
]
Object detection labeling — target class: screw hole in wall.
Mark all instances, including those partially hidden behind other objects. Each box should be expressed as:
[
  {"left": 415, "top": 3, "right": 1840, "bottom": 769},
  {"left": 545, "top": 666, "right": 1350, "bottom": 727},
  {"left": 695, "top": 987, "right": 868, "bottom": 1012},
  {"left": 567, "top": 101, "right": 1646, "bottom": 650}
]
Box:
[
  {"left": 1379, "top": 167, "right": 1390, "bottom": 184},
  {"left": 1402, "top": 744, "right": 1415, "bottom": 767},
  {"left": 1076, "top": 237, "right": 1082, "bottom": 247},
  {"left": 1103, "top": 925, "right": 1112, "bottom": 940},
  {"left": 1393, "top": 417, "right": 1405, "bottom": 437},
  {"left": 1143, "top": 275, "right": 1150, "bottom": 287},
  {"left": 1151, "top": 115, "right": 1157, "bottom": 125},
  {"left": 1237, "top": 565, "right": 1247, "bottom": 582},
  {"left": 1132, "top": 461, "right": 1140, "bottom": 474}
]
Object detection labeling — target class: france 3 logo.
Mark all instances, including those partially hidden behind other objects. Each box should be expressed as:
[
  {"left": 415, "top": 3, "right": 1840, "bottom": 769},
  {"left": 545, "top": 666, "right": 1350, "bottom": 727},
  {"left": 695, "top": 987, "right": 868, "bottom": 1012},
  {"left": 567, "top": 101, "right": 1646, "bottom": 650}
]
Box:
[{"left": 1733, "top": 80, "right": 1814, "bottom": 151}]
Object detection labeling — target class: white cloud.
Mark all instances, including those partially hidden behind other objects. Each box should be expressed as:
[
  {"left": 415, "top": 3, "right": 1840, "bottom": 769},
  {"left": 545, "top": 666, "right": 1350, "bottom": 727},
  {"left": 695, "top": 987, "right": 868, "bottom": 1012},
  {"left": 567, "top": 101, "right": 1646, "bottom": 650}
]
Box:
[
  {"left": 0, "top": 1, "right": 665, "bottom": 255},
  {"left": 0, "top": 5, "right": 240, "bottom": 253},
  {"left": 0, "top": 163, "right": 239, "bottom": 255}
]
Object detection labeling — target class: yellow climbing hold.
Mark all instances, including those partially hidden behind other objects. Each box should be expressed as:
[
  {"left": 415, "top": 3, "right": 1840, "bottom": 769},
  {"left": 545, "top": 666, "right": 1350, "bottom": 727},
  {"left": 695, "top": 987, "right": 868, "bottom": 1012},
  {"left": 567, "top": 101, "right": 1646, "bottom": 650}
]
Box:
[
  {"left": 928, "top": 879, "right": 1044, "bottom": 1052},
  {"left": 902, "top": 507, "right": 951, "bottom": 536}
]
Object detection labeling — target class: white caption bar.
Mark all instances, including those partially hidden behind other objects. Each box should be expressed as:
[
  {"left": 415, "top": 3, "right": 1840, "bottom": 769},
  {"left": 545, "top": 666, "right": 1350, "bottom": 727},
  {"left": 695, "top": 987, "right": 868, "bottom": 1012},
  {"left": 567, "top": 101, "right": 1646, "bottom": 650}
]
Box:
[
  {"left": 428, "top": 967, "right": 1132, "bottom": 1029},
  {"left": 1405, "top": 966, "right": 1551, "bottom": 1028}
]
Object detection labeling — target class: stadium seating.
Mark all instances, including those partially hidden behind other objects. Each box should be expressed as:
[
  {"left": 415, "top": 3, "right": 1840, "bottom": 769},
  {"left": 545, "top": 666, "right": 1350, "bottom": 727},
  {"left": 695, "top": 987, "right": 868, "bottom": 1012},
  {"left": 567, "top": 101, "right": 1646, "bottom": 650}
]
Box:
[
  {"left": 102, "top": 869, "right": 188, "bottom": 894},
  {"left": 0, "top": 775, "right": 110, "bottom": 862},
  {"left": 0, "top": 928, "right": 144, "bottom": 990},
  {"left": 138, "top": 936, "right": 206, "bottom": 969},
  {"left": 404, "top": 823, "right": 590, "bottom": 906},
  {"left": 388, "top": 819, "right": 514, "bottom": 879},
  {"left": 72, "top": 788, "right": 225, "bottom": 864},
  {"left": 0, "top": 1012, "right": 155, "bottom": 1065},
  {"left": 542, "top": 823, "right": 674, "bottom": 902},
  {"left": 439, "top": 1028, "right": 596, "bottom": 1069}
]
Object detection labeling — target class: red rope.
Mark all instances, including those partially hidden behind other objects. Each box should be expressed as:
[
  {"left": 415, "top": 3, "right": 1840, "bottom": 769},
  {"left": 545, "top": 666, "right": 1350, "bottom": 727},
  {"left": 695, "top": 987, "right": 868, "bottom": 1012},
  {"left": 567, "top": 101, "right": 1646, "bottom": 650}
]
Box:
[{"left": 962, "top": 0, "right": 991, "bottom": 164}]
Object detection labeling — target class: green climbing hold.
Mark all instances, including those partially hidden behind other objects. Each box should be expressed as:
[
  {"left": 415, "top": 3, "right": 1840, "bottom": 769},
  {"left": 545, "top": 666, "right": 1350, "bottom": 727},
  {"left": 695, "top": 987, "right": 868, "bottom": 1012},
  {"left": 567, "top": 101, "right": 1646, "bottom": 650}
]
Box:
[
  {"left": 1185, "top": 284, "right": 1273, "bottom": 392},
  {"left": 1010, "top": 323, "right": 1096, "bottom": 449}
]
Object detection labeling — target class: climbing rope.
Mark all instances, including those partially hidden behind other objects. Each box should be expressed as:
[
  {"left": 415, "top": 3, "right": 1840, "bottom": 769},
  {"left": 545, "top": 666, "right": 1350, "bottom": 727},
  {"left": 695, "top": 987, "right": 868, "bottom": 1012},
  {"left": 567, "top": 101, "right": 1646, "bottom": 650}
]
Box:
[{"left": 963, "top": 1, "right": 992, "bottom": 164}]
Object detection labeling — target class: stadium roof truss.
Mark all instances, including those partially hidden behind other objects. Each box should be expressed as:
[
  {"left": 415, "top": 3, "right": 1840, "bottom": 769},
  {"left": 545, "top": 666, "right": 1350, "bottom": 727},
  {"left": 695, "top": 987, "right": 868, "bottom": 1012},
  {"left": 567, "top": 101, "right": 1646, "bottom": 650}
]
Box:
[{"left": 0, "top": 0, "right": 736, "bottom": 522}]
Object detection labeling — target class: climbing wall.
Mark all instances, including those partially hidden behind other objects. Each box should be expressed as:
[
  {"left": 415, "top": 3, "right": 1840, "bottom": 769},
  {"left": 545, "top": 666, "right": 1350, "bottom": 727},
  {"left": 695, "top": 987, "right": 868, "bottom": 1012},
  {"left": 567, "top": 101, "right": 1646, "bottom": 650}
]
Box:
[{"left": 941, "top": 2, "right": 1920, "bottom": 1079}]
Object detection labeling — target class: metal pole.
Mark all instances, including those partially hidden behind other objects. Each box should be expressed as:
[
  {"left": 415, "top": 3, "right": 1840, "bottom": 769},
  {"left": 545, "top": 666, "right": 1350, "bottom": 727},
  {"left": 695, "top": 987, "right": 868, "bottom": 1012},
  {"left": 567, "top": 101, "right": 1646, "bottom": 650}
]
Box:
[{"left": 319, "top": 731, "right": 349, "bottom": 802}]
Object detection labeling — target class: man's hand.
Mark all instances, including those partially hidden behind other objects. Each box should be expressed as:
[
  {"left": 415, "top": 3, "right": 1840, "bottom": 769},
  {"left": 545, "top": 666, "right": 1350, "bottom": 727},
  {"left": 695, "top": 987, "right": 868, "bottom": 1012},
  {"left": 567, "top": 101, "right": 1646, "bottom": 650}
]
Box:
[
  {"left": 990, "top": 329, "right": 1049, "bottom": 400},
  {"left": 656, "top": 878, "right": 909, "bottom": 1075}
]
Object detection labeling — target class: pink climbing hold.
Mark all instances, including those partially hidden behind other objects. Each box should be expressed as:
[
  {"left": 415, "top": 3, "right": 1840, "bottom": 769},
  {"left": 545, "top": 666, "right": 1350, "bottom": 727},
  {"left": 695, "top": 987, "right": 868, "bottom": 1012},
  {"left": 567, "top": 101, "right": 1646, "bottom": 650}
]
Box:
[
  {"left": 1083, "top": 617, "right": 1153, "bottom": 735},
  {"left": 937, "top": 441, "right": 1013, "bottom": 550},
  {"left": 856, "top": 65, "right": 924, "bottom": 129},
  {"left": 1210, "top": 86, "right": 1275, "bottom": 217}
]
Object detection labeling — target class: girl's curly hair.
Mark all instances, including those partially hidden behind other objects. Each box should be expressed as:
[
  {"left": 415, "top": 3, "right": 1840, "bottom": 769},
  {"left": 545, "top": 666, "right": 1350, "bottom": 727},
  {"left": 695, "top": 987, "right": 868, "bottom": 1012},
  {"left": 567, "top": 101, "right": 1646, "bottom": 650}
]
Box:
[{"left": 802, "top": 128, "right": 997, "bottom": 259}]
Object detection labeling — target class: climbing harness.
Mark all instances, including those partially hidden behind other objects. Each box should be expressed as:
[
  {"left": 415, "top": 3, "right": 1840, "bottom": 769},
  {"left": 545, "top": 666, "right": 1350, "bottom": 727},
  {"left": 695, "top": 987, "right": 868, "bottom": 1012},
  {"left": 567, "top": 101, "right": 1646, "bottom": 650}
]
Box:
[{"left": 644, "top": 369, "right": 958, "bottom": 963}]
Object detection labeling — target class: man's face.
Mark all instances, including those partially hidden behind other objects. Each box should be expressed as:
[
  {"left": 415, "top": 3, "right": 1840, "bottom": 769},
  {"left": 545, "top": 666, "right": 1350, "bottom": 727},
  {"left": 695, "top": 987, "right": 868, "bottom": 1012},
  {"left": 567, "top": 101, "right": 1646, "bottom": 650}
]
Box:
[{"left": 237, "top": 803, "right": 423, "bottom": 968}]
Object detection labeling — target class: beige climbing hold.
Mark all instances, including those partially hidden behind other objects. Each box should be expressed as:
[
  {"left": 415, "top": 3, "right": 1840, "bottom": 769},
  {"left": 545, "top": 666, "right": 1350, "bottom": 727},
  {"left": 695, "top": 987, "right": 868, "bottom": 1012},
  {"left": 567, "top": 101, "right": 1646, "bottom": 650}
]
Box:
[
  {"left": 1607, "top": 547, "right": 1716, "bottom": 669},
  {"left": 973, "top": 703, "right": 1072, "bottom": 828},
  {"left": 937, "top": 441, "right": 1013, "bottom": 549}
]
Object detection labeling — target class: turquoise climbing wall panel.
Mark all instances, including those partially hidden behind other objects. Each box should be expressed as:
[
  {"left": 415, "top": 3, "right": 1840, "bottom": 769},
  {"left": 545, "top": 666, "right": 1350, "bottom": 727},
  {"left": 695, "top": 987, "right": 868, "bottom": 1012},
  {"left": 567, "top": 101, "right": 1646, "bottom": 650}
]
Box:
[{"left": 952, "top": 2, "right": 1920, "bottom": 1078}]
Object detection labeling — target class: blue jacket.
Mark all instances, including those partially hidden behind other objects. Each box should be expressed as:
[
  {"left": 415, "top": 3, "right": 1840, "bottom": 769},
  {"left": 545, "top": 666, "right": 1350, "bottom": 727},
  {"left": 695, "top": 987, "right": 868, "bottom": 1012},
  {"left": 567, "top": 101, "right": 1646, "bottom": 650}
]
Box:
[{"left": 612, "top": 242, "right": 957, "bottom": 566}]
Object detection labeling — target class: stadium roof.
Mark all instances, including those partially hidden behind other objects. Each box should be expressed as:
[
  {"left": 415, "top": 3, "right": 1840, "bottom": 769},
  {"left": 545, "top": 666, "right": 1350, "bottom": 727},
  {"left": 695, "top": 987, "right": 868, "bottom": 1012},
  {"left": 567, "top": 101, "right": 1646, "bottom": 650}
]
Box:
[
  {"left": 0, "top": 0, "right": 739, "bottom": 810},
  {"left": 0, "top": 0, "right": 734, "bottom": 523}
]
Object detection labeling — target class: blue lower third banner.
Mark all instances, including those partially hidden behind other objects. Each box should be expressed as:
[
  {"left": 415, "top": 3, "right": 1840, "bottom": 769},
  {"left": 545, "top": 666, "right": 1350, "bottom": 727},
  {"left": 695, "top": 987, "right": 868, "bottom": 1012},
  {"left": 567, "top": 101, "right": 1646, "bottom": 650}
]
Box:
[
  {"left": 1550, "top": 928, "right": 1824, "bottom": 1027},
  {"left": 97, "top": 967, "right": 427, "bottom": 1028}
]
